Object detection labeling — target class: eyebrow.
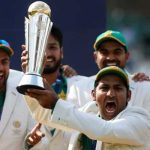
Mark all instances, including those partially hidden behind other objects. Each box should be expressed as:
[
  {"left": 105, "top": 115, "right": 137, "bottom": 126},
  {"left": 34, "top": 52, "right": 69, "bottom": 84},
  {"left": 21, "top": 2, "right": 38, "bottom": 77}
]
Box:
[
  {"left": 47, "top": 42, "right": 59, "bottom": 46},
  {"left": 1, "top": 57, "right": 9, "bottom": 61},
  {"left": 100, "top": 81, "right": 125, "bottom": 86},
  {"left": 99, "top": 48, "right": 123, "bottom": 51}
]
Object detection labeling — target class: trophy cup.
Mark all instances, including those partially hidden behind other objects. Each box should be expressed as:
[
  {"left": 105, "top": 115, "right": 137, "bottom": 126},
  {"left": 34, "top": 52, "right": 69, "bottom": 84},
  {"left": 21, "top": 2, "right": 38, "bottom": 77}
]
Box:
[{"left": 17, "top": 1, "right": 53, "bottom": 94}]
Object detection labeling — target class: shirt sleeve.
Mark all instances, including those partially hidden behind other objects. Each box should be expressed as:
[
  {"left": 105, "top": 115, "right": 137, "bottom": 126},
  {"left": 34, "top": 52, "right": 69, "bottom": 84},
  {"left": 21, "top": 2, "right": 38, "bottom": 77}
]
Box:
[
  {"left": 50, "top": 100, "right": 150, "bottom": 146},
  {"left": 24, "top": 95, "right": 150, "bottom": 146}
]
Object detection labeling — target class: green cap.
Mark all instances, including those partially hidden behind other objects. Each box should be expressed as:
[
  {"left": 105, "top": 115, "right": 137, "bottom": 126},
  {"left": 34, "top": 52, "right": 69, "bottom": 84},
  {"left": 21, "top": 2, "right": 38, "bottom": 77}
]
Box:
[
  {"left": 94, "top": 66, "right": 129, "bottom": 88},
  {"left": 93, "top": 30, "right": 128, "bottom": 51}
]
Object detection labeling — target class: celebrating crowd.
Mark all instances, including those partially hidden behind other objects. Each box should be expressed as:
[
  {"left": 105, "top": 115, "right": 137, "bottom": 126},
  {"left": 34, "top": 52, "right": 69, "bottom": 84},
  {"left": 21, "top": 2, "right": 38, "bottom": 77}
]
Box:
[{"left": 0, "top": 3, "right": 150, "bottom": 150}]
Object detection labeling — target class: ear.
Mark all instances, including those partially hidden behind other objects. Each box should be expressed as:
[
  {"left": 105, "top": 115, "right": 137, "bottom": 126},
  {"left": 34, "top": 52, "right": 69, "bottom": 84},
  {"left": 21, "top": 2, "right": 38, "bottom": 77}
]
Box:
[
  {"left": 127, "top": 89, "right": 131, "bottom": 102},
  {"left": 91, "top": 89, "right": 96, "bottom": 101},
  {"left": 60, "top": 47, "right": 64, "bottom": 59},
  {"left": 125, "top": 52, "right": 130, "bottom": 61},
  {"left": 93, "top": 51, "right": 98, "bottom": 63}
]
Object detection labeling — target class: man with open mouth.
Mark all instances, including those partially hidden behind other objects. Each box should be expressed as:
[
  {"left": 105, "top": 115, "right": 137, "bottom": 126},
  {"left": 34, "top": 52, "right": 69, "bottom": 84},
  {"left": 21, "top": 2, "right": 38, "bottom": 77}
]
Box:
[{"left": 25, "top": 66, "right": 150, "bottom": 150}]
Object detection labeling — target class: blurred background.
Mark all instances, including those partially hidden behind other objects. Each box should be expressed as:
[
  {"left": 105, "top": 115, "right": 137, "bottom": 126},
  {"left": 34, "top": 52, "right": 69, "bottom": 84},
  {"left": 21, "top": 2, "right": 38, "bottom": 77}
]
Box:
[
  {"left": 107, "top": 0, "right": 150, "bottom": 75},
  {"left": 0, "top": 0, "right": 105, "bottom": 76},
  {"left": 0, "top": 0, "right": 149, "bottom": 76}
]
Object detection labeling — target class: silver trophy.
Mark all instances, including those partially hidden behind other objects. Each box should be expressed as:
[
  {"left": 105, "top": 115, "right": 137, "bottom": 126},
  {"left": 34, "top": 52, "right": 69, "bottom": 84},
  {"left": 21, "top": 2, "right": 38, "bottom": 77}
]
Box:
[{"left": 17, "top": 1, "right": 53, "bottom": 94}]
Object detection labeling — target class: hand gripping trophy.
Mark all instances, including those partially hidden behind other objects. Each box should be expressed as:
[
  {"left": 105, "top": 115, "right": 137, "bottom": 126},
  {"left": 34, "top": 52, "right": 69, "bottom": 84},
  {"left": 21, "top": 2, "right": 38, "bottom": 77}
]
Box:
[{"left": 17, "top": 1, "right": 53, "bottom": 94}]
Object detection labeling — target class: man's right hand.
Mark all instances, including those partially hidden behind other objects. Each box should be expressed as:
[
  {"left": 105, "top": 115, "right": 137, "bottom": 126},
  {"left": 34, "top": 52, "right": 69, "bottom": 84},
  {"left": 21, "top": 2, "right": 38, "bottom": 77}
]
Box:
[{"left": 26, "top": 78, "right": 59, "bottom": 109}]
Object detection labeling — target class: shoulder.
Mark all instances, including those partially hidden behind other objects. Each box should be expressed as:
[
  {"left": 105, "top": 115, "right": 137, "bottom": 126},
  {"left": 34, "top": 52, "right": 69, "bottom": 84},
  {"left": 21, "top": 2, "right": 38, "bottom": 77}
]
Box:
[
  {"left": 79, "top": 101, "right": 98, "bottom": 114},
  {"left": 67, "top": 75, "right": 96, "bottom": 96},
  {"left": 9, "top": 69, "right": 23, "bottom": 77},
  {"left": 66, "top": 75, "right": 87, "bottom": 88},
  {"left": 133, "top": 80, "right": 150, "bottom": 91},
  {"left": 8, "top": 69, "right": 23, "bottom": 84},
  {"left": 67, "top": 75, "right": 87, "bottom": 82},
  {"left": 119, "top": 106, "right": 150, "bottom": 120},
  {"left": 74, "top": 75, "right": 96, "bottom": 87},
  {"left": 137, "top": 80, "right": 150, "bottom": 86}
]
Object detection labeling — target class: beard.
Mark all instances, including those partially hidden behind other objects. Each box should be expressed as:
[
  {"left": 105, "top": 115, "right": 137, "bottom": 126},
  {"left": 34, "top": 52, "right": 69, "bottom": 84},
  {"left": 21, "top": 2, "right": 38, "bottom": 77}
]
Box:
[{"left": 42, "top": 57, "right": 62, "bottom": 74}]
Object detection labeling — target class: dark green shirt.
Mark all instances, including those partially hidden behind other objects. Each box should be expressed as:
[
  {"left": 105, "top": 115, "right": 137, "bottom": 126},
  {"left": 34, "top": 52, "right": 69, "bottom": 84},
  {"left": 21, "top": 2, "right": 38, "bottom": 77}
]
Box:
[
  {"left": 0, "top": 91, "right": 6, "bottom": 119},
  {"left": 80, "top": 134, "right": 97, "bottom": 150},
  {"left": 50, "top": 73, "right": 67, "bottom": 136}
]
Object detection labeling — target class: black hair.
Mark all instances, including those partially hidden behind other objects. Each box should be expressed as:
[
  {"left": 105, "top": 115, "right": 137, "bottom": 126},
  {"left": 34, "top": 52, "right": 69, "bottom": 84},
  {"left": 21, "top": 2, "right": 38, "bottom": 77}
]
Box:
[{"left": 51, "top": 25, "right": 63, "bottom": 48}]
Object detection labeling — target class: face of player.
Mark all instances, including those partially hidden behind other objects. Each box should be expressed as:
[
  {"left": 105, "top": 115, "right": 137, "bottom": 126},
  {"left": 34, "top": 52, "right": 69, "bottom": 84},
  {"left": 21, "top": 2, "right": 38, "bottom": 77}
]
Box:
[
  {"left": 42, "top": 35, "right": 63, "bottom": 75},
  {"left": 0, "top": 50, "right": 10, "bottom": 92},
  {"left": 92, "top": 75, "right": 131, "bottom": 120},
  {"left": 93, "top": 40, "right": 129, "bottom": 69}
]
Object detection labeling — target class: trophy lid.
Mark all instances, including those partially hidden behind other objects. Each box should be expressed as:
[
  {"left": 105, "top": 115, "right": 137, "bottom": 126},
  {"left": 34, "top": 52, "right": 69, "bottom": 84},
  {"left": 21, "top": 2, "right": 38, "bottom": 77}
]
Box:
[{"left": 28, "top": 1, "right": 51, "bottom": 17}]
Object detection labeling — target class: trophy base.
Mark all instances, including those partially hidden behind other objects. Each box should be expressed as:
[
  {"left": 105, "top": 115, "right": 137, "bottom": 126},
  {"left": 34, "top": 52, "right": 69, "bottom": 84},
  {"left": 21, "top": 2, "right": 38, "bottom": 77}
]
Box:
[{"left": 16, "top": 73, "right": 45, "bottom": 95}]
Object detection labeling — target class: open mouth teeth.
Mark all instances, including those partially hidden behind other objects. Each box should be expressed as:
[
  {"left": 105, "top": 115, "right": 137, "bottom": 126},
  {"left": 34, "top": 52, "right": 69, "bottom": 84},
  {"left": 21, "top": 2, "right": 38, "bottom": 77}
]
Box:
[
  {"left": 105, "top": 101, "right": 116, "bottom": 113},
  {"left": 106, "top": 63, "right": 117, "bottom": 66},
  {"left": 0, "top": 75, "right": 3, "bottom": 80},
  {"left": 46, "top": 58, "right": 54, "bottom": 62},
  {"left": 0, "top": 73, "right": 3, "bottom": 77}
]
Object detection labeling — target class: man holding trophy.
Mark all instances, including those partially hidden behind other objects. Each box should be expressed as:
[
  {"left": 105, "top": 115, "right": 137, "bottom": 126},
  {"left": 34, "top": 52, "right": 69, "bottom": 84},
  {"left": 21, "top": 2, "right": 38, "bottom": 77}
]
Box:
[{"left": 18, "top": 1, "right": 86, "bottom": 149}]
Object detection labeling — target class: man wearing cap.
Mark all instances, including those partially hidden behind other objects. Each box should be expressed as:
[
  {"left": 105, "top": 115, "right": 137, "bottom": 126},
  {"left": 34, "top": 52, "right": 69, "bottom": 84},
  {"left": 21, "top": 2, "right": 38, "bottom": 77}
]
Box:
[
  {"left": 67, "top": 30, "right": 150, "bottom": 113},
  {"left": 24, "top": 66, "right": 150, "bottom": 150},
  {"left": 0, "top": 40, "right": 36, "bottom": 150}
]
